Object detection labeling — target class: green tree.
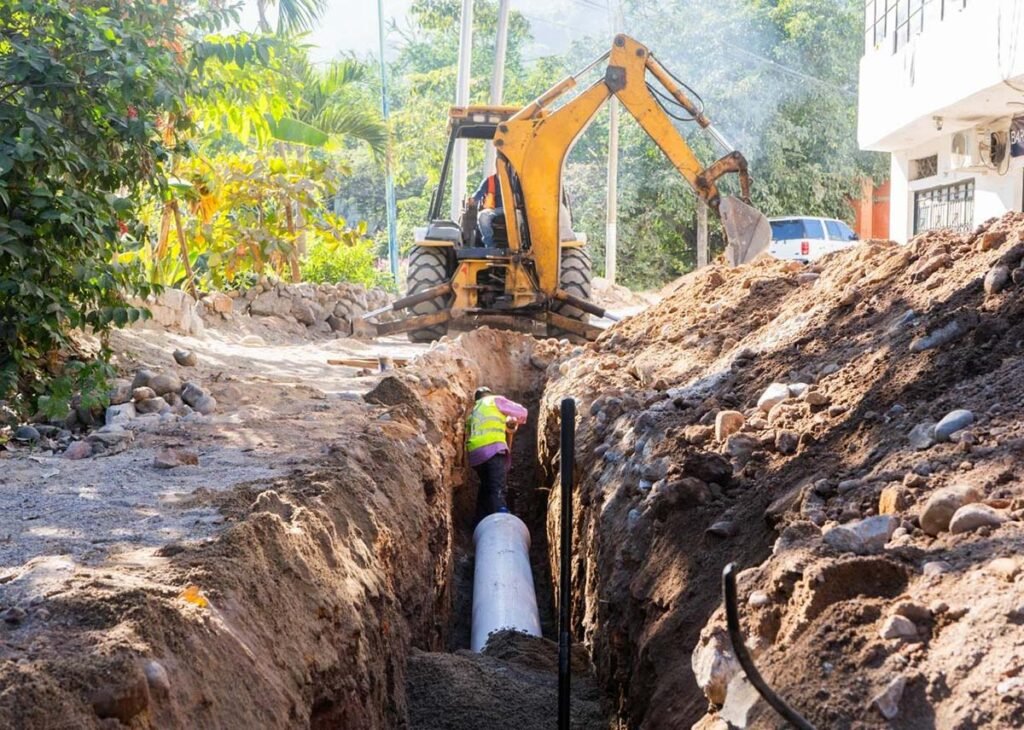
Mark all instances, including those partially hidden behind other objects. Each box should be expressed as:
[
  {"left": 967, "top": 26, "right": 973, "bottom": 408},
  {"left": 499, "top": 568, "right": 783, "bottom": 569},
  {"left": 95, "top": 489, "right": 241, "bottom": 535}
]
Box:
[{"left": 0, "top": 0, "right": 229, "bottom": 410}]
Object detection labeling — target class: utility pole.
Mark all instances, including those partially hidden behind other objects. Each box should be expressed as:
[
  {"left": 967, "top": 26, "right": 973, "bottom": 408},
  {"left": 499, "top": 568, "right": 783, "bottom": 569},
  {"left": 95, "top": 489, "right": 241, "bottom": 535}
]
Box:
[
  {"left": 451, "top": 0, "right": 474, "bottom": 220},
  {"left": 605, "top": 1, "right": 624, "bottom": 284},
  {"left": 606, "top": 100, "right": 619, "bottom": 284},
  {"left": 377, "top": 0, "right": 399, "bottom": 282},
  {"left": 483, "top": 0, "right": 511, "bottom": 176},
  {"left": 696, "top": 199, "right": 709, "bottom": 268}
]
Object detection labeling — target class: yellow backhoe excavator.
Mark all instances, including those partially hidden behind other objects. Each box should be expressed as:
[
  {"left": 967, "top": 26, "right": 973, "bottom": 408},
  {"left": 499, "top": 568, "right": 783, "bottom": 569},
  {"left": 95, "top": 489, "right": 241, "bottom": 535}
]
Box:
[{"left": 359, "top": 34, "right": 771, "bottom": 342}]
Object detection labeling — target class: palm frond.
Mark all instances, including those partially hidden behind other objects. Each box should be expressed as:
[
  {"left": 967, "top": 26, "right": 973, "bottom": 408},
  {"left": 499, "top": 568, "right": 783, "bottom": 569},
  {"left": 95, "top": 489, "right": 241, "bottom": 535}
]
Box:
[
  {"left": 274, "top": 0, "right": 327, "bottom": 35},
  {"left": 314, "top": 107, "right": 388, "bottom": 156}
]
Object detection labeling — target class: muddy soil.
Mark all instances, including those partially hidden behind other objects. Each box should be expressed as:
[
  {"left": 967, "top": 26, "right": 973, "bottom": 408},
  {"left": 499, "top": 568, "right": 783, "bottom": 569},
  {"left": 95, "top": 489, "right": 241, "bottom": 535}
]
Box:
[{"left": 539, "top": 213, "right": 1024, "bottom": 728}]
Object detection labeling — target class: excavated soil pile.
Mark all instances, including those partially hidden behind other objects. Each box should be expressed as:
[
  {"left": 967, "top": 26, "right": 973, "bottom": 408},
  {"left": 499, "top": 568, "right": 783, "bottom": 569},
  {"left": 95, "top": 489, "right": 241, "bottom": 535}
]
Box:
[
  {"left": 405, "top": 630, "right": 605, "bottom": 729},
  {"left": 0, "top": 329, "right": 570, "bottom": 729},
  {"left": 539, "top": 213, "right": 1024, "bottom": 728}
]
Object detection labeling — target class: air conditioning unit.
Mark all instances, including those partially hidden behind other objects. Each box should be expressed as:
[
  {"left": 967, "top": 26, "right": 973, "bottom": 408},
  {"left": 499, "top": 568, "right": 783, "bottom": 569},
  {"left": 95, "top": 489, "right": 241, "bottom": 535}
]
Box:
[
  {"left": 950, "top": 126, "right": 1010, "bottom": 172},
  {"left": 950, "top": 129, "right": 984, "bottom": 171}
]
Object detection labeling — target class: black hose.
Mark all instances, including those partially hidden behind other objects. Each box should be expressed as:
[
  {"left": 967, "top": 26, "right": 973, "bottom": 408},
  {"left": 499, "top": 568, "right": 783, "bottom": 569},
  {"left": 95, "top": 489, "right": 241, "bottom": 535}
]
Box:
[
  {"left": 722, "top": 563, "right": 817, "bottom": 730},
  {"left": 558, "top": 398, "right": 576, "bottom": 730}
]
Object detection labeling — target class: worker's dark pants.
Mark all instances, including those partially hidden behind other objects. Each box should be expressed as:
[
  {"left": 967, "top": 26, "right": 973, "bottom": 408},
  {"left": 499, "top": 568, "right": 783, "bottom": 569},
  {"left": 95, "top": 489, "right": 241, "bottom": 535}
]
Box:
[{"left": 474, "top": 454, "right": 509, "bottom": 520}]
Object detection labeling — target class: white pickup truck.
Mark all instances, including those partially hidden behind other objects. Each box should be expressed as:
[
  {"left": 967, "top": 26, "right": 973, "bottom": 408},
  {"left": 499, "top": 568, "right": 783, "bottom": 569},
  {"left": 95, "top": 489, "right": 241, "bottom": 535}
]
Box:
[{"left": 768, "top": 216, "right": 860, "bottom": 263}]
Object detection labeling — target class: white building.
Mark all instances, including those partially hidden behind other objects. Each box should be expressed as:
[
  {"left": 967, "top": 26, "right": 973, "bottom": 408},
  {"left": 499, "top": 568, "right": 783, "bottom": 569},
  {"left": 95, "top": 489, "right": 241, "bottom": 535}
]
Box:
[{"left": 858, "top": 0, "right": 1024, "bottom": 242}]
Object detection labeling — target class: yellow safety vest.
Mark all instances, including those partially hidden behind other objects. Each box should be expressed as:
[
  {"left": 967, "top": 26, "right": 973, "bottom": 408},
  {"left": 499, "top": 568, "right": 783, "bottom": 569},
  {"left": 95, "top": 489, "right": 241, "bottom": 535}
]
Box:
[{"left": 466, "top": 396, "right": 507, "bottom": 452}]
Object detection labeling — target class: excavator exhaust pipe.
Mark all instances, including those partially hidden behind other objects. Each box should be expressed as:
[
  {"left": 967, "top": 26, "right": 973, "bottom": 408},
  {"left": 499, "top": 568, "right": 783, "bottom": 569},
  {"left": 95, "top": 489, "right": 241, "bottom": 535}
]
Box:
[{"left": 720, "top": 196, "right": 772, "bottom": 266}]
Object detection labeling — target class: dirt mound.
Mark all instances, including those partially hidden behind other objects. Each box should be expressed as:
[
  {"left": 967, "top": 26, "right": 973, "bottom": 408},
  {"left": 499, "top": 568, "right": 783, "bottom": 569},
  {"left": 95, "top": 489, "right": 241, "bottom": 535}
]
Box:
[
  {"left": 539, "top": 214, "right": 1024, "bottom": 728},
  {"left": 405, "top": 631, "right": 606, "bottom": 729},
  {"left": 592, "top": 276, "right": 660, "bottom": 312}
]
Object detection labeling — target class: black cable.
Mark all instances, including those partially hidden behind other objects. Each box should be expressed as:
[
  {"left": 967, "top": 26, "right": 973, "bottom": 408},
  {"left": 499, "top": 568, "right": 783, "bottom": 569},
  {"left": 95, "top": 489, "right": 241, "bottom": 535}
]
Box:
[
  {"left": 647, "top": 82, "right": 698, "bottom": 123},
  {"left": 648, "top": 53, "right": 707, "bottom": 114},
  {"left": 722, "top": 563, "right": 817, "bottom": 730}
]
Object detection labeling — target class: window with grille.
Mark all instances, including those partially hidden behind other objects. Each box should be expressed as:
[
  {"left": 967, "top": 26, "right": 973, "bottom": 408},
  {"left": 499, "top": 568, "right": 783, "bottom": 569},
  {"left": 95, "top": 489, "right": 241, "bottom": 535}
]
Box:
[
  {"left": 910, "top": 154, "right": 938, "bottom": 180},
  {"left": 913, "top": 180, "right": 974, "bottom": 235}
]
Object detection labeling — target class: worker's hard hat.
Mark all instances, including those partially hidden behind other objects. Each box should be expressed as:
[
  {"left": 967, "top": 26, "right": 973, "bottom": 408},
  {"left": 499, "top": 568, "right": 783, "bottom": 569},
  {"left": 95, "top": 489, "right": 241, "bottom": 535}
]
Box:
[{"left": 474, "top": 387, "right": 493, "bottom": 400}]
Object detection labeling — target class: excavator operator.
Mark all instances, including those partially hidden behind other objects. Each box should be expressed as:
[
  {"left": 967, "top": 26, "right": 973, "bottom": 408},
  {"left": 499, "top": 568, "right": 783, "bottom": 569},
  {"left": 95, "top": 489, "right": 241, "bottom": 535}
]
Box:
[{"left": 471, "top": 173, "right": 503, "bottom": 246}]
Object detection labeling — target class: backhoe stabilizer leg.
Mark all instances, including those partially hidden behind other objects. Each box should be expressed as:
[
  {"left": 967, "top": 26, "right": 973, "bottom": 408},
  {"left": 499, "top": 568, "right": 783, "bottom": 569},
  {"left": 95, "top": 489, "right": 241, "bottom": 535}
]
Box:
[
  {"left": 360, "top": 282, "right": 454, "bottom": 321},
  {"left": 370, "top": 310, "right": 454, "bottom": 338},
  {"left": 553, "top": 289, "right": 621, "bottom": 322}
]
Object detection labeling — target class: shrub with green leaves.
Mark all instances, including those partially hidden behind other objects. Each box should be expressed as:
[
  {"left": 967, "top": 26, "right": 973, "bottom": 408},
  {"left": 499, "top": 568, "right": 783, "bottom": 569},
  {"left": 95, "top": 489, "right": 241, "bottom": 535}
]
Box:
[
  {"left": 0, "top": 0, "right": 230, "bottom": 413},
  {"left": 302, "top": 220, "right": 390, "bottom": 290}
]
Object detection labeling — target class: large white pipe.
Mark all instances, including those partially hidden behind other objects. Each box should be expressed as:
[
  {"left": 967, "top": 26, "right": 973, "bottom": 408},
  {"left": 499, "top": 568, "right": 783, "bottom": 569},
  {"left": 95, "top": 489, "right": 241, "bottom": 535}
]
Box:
[{"left": 471, "top": 512, "right": 542, "bottom": 652}]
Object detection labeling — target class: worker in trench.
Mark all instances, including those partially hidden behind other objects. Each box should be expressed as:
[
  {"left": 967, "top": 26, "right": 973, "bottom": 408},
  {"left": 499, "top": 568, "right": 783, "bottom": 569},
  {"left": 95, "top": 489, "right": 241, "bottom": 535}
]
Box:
[{"left": 466, "top": 386, "right": 528, "bottom": 520}]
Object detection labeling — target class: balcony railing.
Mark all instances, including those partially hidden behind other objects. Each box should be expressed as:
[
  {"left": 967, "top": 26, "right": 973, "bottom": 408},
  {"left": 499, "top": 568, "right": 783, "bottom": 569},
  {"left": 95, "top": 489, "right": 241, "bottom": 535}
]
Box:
[{"left": 865, "top": 0, "right": 968, "bottom": 54}]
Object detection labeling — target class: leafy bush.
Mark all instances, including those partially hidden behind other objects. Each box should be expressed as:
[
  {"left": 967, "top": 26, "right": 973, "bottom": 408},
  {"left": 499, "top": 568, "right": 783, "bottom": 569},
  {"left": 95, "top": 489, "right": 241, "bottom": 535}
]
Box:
[
  {"left": 302, "top": 220, "right": 390, "bottom": 289},
  {"left": 0, "top": 0, "right": 229, "bottom": 411}
]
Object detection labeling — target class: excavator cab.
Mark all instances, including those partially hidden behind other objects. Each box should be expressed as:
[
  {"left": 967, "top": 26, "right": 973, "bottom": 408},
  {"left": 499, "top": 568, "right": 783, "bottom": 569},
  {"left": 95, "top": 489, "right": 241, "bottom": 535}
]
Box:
[
  {"left": 398, "top": 105, "right": 595, "bottom": 342},
  {"left": 358, "top": 35, "right": 772, "bottom": 344}
]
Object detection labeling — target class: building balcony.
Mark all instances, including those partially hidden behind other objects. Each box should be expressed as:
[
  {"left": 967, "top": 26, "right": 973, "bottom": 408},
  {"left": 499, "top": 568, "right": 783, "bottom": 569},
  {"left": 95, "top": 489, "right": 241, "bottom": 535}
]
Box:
[{"left": 858, "top": 0, "right": 1024, "bottom": 152}]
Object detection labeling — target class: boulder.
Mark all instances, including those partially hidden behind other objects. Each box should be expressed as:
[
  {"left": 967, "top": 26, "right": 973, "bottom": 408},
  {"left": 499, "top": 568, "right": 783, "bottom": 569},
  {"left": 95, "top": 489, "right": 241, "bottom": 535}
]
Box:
[
  {"left": 714, "top": 410, "right": 745, "bottom": 441},
  {"left": 107, "top": 379, "right": 133, "bottom": 406},
  {"left": 135, "top": 397, "right": 170, "bottom": 415},
  {"left": 131, "top": 369, "right": 154, "bottom": 390},
  {"left": 823, "top": 515, "right": 898, "bottom": 555},
  {"left": 250, "top": 291, "right": 292, "bottom": 318},
  {"left": 878, "top": 485, "right": 909, "bottom": 515},
  {"left": 173, "top": 349, "right": 198, "bottom": 367},
  {"left": 871, "top": 676, "right": 907, "bottom": 720},
  {"left": 13, "top": 425, "right": 40, "bottom": 442},
  {"left": 180, "top": 382, "right": 207, "bottom": 408},
  {"left": 908, "top": 421, "right": 937, "bottom": 450},
  {"left": 105, "top": 403, "right": 136, "bottom": 427},
  {"left": 63, "top": 440, "right": 93, "bottom": 460},
  {"left": 920, "top": 484, "right": 981, "bottom": 535},
  {"left": 757, "top": 382, "right": 790, "bottom": 412},
  {"left": 787, "top": 382, "right": 809, "bottom": 398},
  {"left": 934, "top": 409, "right": 974, "bottom": 442},
  {"left": 132, "top": 387, "right": 156, "bottom": 402},
  {"left": 148, "top": 373, "right": 181, "bottom": 397},
  {"left": 193, "top": 395, "right": 218, "bottom": 415},
  {"left": 692, "top": 629, "right": 740, "bottom": 706},
  {"left": 879, "top": 615, "right": 917, "bottom": 641},
  {"left": 948, "top": 503, "right": 1006, "bottom": 534},
  {"left": 775, "top": 429, "right": 799, "bottom": 454},
  {"left": 803, "top": 390, "right": 830, "bottom": 407},
  {"left": 290, "top": 300, "right": 318, "bottom": 326},
  {"left": 202, "top": 292, "right": 233, "bottom": 314},
  {"left": 725, "top": 433, "right": 759, "bottom": 465},
  {"left": 984, "top": 264, "right": 1011, "bottom": 296}
]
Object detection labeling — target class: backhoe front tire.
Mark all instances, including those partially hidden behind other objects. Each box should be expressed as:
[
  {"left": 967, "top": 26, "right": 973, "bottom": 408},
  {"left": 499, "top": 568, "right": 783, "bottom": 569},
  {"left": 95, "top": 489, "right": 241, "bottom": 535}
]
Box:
[
  {"left": 405, "top": 246, "right": 453, "bottom": 343},
  {"left": 549, "top": 247, "right": 592, "bottom": 338}
]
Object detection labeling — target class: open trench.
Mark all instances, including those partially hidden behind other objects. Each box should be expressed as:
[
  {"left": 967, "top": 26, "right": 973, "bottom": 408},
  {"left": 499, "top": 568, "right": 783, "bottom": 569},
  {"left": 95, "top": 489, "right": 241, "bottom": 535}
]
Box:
[
  {"left": 402, "top": 340, "right": 610, "bottom": 728},
  {"left": 0, "top": 328, "right": 730, "bottom": 729}
]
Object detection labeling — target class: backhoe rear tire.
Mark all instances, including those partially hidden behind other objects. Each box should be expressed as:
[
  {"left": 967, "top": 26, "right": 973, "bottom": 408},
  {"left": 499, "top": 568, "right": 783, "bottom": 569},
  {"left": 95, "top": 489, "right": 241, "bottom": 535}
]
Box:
[
  {"left": 549, "top": 247, "right": 592, "bottom": 338},
  {"left": 405, "top": 246, "right": 452, "bottom": 343}
]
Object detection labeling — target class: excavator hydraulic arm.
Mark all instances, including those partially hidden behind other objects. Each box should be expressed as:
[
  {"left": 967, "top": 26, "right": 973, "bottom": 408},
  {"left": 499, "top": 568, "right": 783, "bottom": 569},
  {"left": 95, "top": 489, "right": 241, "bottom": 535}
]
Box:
[{"left": 494, "top": 34, "right": 771, "bottom": 295}]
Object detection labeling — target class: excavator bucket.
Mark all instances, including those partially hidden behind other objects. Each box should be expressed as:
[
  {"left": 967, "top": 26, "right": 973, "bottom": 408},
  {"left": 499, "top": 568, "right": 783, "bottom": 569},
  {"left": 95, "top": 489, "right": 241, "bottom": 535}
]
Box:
[{"left": 720, "top": 196, "right": 772, "bottom": 266}]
